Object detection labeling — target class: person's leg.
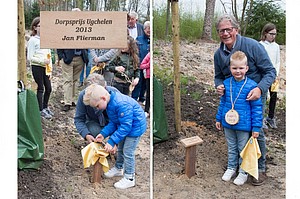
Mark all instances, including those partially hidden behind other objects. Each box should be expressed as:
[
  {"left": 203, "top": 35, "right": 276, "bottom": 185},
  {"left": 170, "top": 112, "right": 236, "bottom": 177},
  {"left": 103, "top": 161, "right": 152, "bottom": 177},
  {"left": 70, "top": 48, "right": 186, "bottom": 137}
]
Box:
[
  {"left": 62, "top": 61, "right": 74, "bottom": 106},
  {"left": 131, "top": 70, "right": 142, "bottom": 100},
  {"left": 115, "top": 139, "right": 125, "bottom": 170},
  {"left": 79, "top": 65, "right": 85, "bottom": 83},
  {"left": 258, "top": 92, "right": 267, "bottom": 173},
  {"left": 42, "top": 72, "right": 52, "bottom": 109},
  {"left": 237, "top": 131, "right": 251, "bottom": 172},
  {"left": 86, "top": 120, "right": 102, "bottom": 138},
  {"left": 72, "top": 56, "right": 84, "bottom": 102},
  {"left": 224, "top": 128, "right": 238, "bottom": 170},
  {"left": 145, "top": 78, "right": 150, "bottom": 113},
  {"left": 268, "top": 90, "right": 277, "bottom": 119},
  {"left": 122, "top": 136, "right": 141, "bottom": 179},
  {"left": 139, "top": 74, "right": 147, "bottom": 102},
  {"left": 31, "top": 65, "right": 45, "bottom": 111}
]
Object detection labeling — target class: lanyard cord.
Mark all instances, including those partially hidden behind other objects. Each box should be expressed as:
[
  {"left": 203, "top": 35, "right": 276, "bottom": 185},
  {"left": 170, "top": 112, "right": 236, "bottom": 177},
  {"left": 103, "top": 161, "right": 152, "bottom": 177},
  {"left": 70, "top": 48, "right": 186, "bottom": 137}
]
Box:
[{"left": 230, "top": 76, "right": 247, "bottom": 109}]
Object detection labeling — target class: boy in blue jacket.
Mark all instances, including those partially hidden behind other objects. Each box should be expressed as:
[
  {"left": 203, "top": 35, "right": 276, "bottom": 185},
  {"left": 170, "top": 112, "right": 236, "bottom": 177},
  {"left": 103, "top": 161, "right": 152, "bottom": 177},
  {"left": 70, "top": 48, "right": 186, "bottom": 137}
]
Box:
[
  {"left": 216, "top": 51, "right": 263, "bottom": 186},
  {"left": 83, "top": 84, "right": 147, "bottom": 189}
]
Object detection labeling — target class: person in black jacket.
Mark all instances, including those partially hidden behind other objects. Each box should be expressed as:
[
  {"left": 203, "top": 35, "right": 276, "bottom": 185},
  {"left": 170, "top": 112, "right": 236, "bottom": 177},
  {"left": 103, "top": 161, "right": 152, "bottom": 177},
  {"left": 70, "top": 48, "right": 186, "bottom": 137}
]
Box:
[{"left": 57, "top": 48, "right": 89, "bottom": 111}]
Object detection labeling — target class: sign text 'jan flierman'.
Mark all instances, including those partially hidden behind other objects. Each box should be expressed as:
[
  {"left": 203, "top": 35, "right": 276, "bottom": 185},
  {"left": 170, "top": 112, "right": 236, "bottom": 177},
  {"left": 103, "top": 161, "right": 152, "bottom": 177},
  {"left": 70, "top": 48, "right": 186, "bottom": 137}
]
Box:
[{"left": 40, "top": 11, "right": 127, "bottom": 49}]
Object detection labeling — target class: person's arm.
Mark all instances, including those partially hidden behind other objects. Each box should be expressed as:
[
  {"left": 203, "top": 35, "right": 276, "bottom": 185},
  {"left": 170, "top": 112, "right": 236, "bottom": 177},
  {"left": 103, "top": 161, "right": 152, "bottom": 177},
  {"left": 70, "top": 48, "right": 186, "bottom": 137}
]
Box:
[
  {"left": 97, "top": 49, "right": 119, "bottom": 63},
  {"left": 140, "top": 53, "right": 150, "bottom": 70},
  {"left": 213, "top": 50, "right": 226, "bottom": 88},
  {"left": 74, "top": 91, "right": 90, "bottom": 139},
  {"left": 254, "top": 43, "right": 277, "bottom": 94},
  {"left": 106, "top": 101, "right": 133, "bottom": 147},
  {"left": 275, "top": 44, "right": 281, "bottom": 77}
]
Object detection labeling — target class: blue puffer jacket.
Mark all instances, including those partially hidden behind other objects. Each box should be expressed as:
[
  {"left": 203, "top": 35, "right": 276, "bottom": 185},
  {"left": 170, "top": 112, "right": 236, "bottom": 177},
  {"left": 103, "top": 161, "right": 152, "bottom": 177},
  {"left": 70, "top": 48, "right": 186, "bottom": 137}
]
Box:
[
  {"left": 100, "top": 90, "right": 147, "bottom": 146},
  {"left": 216, "top": 77, "right": 263, "bottom": 133}
]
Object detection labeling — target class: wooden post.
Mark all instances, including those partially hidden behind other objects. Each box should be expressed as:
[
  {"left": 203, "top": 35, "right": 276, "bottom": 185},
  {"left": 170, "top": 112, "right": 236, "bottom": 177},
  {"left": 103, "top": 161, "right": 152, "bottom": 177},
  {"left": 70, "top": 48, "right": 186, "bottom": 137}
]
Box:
[
  {"left": 180, "top": 136, "right": 203, "bottom": 178},
  {"left": 18, "top": 0, "right": 27, "bottom": 85},
  {"left": 92, "top": 160, "right": 103, "bottom": 184},
  {"left": 171, "top": 0, "right": 181, "bottom": 133}
]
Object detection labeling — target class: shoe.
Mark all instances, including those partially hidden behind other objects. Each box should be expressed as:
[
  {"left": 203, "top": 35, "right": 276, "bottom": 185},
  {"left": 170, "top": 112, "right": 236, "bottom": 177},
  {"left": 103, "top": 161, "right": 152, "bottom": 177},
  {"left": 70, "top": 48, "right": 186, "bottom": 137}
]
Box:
[
  {"left": 62, "top": 105, "right": 71, "bottom": 112},
  {"left": 114, "top": 177, "right": 135, "bottom": 189},
  {"left": 78, "top": 82, "right": 83, "bottom": 87},
  {"left": 233, "top": 172, "right": 248, "bottom": 186},
  {"left": 40, "top": 109, "right": 52, "bottom": 119},
  {"left": 71, "top": 102, "right": 76, "bottom": 107},
  {"left": 252, "top": 172, "right": 267, "bottom": 186},
  {"left": 104, "top": 167, "right": 123, "bottom": 178},
  {"left": 145, "top": 112, "right": 149, "bottom": 118},
  {"left": 222, "top": 169, "right": 236, "bottom": 182},
  {"left": 266, "top": 117, "right": 277, "bottom": 129},
  {"left": 44, "top": 107, "right": 54, "bottom": 116},
  {"left": 262, "top": 118, "right": 268, "bottom": 129}
]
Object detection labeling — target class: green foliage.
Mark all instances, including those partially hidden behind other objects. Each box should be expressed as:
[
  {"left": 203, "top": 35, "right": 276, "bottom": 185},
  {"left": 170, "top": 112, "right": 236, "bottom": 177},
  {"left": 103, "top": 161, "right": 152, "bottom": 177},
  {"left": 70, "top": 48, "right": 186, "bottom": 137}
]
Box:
[
  {"left": 154, "top": 6, "right": 208, "bottom": 41},
  {"left": 24, "top": 1, "right": 40, "bottom": 30},
  {"left": 244, "top": 0, "right": 286, "bottom": 44}
]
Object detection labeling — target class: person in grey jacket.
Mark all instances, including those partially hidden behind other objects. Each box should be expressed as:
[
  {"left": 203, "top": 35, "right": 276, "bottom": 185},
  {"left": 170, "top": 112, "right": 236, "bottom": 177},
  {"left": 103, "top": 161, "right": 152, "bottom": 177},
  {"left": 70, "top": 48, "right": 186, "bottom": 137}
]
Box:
[{"left": 214, "top": 14, "right": 276, "bottom": 186}]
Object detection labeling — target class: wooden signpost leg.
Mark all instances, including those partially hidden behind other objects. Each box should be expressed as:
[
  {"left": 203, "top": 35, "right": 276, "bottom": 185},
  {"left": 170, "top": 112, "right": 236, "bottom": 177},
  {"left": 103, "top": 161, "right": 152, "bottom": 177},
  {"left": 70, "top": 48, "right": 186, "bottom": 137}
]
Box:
[
  {"left": 185, "top": 145, "right": 197, "bottom": 178},
  {"left": 180, "top": 136, "right": 203, "bottom": 178},
  {"left": 93, "top": 161, "right": 103, "bottom": 183}
]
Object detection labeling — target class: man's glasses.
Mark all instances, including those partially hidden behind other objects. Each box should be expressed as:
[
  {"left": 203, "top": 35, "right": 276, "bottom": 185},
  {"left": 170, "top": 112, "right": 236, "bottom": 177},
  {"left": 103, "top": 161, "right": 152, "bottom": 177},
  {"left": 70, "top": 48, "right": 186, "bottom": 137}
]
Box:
[{"left": 217, "top": 27, "right": 235, "bottom": 35}]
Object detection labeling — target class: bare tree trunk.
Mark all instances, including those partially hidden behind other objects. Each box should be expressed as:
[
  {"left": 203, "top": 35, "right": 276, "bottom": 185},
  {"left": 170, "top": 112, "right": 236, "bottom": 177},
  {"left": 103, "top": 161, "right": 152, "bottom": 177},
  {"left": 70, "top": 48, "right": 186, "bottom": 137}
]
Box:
[
  {"left": 241, "top": 0, "right": 253, "bottom": 35},
  {"left": 165, "top": 0, "right": 171, "bottom": 39},
  {"left": 171, "top": 0, "right": 181, "bottom": 133},
  {"left": 18, "top": 0, "right": 27, "bottom": 84},
  {"left": 201, "top": 0, "right": 216, "bottom": 40}
]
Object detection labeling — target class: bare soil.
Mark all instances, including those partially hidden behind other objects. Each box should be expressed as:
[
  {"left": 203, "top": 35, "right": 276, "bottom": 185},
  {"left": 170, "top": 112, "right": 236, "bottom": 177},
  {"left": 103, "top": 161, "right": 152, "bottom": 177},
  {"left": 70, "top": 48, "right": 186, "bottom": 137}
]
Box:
[
  {"left": 18, "top": 62, "right": 151, "bottom": 198},
  {"left": 153, "top": 40, "right": 286, "bottom": 199}
]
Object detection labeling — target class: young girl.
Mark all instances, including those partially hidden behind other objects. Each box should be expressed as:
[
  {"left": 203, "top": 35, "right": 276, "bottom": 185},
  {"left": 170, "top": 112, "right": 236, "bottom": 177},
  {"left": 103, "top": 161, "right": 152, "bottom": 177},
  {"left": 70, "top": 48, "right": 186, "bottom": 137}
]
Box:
[
  {"left": 216, "top": 51, "right": 263, "bottom": 186},
  {"left": 260, "top": 23, "right": 281, "bottom": 129},
  {"left": 107, "top": 36, "right": 140, "bottom": 95},
  {"left": 83, "top": 84, "right": 147, "bottom": 189},
  {"left": 27, "top": 17, "right": 53, "bottom": 119}
]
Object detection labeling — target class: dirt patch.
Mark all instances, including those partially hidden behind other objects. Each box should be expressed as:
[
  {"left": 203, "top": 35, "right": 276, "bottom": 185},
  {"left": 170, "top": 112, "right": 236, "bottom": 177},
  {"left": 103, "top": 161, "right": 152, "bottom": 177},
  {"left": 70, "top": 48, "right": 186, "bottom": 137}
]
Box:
[
  {"left": 18, "top": 63, "right": 151, "bottom": 199},
  {"left": 153, "top": 40, "right": 286, "bottom": 198}
]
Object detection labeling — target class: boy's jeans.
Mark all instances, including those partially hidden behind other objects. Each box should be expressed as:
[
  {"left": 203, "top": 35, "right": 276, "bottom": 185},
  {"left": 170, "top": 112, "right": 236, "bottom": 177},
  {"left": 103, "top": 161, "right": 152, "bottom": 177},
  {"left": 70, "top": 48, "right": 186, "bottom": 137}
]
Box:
[
  {"left": 224, "top": 128, "right": 250, "bottom": 172},
  {"left": 115, "top": 136, "right": 141, "bottom": 179}
]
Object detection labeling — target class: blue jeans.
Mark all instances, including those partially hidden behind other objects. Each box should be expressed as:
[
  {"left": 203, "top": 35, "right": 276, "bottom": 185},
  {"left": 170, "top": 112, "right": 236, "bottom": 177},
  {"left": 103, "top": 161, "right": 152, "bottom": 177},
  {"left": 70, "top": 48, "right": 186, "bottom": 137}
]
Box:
[
  {"left": 224, "top": 128, "right": 250, "bottom": 172},
  {"left": 86, "top": 120, "right": 103, "bottom": 138},
  {"left": 79, "top": 50, "right": 92, "bottom": 83},
  {"left": 131, "top": 70, "right": 146, "bottom": 102},
  {"left": 115, "top": 136, "right": 141, "bottom": 178},
  {"left": 258, "top": 92, "right": 267, "bottom": 172}
]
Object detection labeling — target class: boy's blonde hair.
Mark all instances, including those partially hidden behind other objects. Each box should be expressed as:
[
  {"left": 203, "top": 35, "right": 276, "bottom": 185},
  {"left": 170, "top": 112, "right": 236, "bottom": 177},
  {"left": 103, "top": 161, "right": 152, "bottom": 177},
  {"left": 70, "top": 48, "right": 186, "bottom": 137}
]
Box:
[
  {"left": 230, "top": 51, "right": 248, "bottom": 66},
  {"left": 83, "top": 84, "right": 109, "bottom": 107}
]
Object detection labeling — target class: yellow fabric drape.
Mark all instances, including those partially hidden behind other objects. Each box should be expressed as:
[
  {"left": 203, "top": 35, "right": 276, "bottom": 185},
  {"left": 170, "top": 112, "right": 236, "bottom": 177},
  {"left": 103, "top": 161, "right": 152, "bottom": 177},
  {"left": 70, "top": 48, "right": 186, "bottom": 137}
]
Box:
[
  {"left": 240, "top": 137, "right": 261, "bottom": 180},
  {"left": 81, "top": 142, "right": 110, "bottom": 172}
]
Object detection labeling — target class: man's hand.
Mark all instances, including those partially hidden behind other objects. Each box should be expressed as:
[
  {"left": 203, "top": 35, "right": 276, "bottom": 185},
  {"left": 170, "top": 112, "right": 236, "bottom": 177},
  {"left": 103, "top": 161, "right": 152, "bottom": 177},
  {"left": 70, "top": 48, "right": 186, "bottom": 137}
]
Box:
[
  {"left": 247, "top": 87, "right": 261, "bottom": 101},
  {"left": 216, "top": 84, "right": 225, "bottom": 96},
  {"left": 115, "top": 66, "right": 125, "bottom": 73},
  {"left": 85, "top": 134, "right": 95, "bottom": 143},
  {"left": 132, "top": 78, "right": 139, "bottom": 86}
]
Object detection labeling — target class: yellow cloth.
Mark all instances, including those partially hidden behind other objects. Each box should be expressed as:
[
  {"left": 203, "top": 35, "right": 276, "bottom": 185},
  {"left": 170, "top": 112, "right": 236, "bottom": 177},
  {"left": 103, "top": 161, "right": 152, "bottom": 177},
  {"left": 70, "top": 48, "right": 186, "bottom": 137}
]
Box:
[
  {"left": 45, "top": 53, "right": 52, "bottom": 76},
  {"left": 81, "top": 142, "right": 110, "bottom": 172},
  {"left": 90, "top": 63, "right": 105, "bottom": 74},
  {"left": 240, "top": 137, "right": 261, "bottom": 180},
  {"left": 271, "top": 79, "right": 279, "bottom": 92}
]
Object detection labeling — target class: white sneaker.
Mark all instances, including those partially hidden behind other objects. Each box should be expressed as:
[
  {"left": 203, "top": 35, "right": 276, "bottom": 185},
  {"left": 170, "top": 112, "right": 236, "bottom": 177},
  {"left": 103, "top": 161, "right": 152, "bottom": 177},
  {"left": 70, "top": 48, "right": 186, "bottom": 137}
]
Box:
[
  {"left": 103, "top": 167, "right": 123, "bottom": 178},
  {"left": 114, "top": 177, "right": 135, "bottom": 189},
  {"left": 233, "top": 172, "right": 248, "bottom": 186},
  {"left": 222, "top": 169, "right": 236, "bottom": 182}
]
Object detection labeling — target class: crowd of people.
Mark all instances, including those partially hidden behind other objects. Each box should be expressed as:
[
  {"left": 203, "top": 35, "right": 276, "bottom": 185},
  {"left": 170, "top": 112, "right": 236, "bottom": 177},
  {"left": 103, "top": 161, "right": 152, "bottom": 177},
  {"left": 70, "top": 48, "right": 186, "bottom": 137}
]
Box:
[{"left": 27, "top": 10, "right": 281, "bottom": 190}]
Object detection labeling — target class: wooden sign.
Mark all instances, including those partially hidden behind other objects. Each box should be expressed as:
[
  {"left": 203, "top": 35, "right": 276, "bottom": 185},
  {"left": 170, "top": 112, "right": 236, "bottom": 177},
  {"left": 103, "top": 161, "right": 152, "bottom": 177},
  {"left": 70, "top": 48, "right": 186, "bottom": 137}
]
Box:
[
  {"left": 40, "top": 11, "right": 128, "bottom": 49},
  {"left": 180, "top": 136, "right": 203, "bottom": 148}
]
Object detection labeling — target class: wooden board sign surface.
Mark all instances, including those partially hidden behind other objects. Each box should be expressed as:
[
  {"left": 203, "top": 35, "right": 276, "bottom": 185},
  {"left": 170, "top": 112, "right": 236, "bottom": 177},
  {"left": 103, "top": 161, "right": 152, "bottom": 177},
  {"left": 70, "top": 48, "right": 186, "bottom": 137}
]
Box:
[
  {"left": 40, "top": 11, "right": 127, "bottom": 49},
  {"left": 180, "top": 136, "right": 203, "bottom": 148}
]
